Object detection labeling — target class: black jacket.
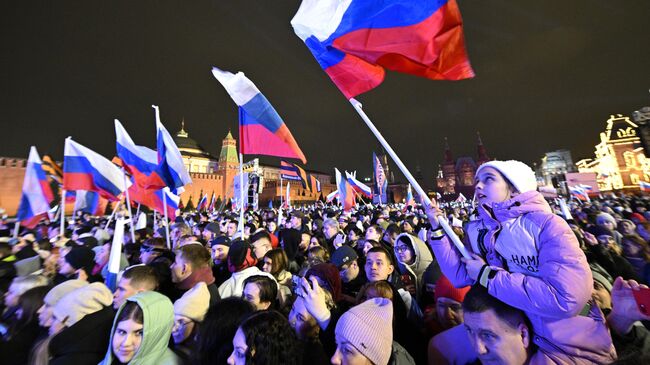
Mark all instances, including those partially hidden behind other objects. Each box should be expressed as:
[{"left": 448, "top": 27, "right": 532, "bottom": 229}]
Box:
[{"left": 48, "top": 305, "right": 115, "bottom": 365}]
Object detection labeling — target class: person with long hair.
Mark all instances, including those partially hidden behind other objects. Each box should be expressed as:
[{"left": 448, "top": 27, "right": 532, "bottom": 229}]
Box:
[
  {"left": 193, "top": 297, "right": 254, "bottom": 365},
  {"left": 227, "top": 310, "right": 301, "bottom": 365},
  {"left": 0, "top": 285, "right": 50, "bottom": 365},
  {"left": 99, "top": 291, "right": 177, "bottom": 365}
]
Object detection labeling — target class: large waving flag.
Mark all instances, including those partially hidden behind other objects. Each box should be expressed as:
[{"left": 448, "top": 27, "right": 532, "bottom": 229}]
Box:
[
  {"left": 211, "top": 67, "right": 307, "bottom": 164},
  {"left": 291, "top": 0, "right": 474, "bottom": 99},
  {"left": 336, "top": 168, "right": 355, "bottom": 212},
  {"left": 17, "top": 147, "right": 55, "bottom": 228},
  {"left": 154, "top": 105, "right": 192, "bottom": 194},
  {"left": 115, "top": 119, "right": 166, "bottom": 189},
  {"left": 346, "top": 171, "right": 372, "bottom": 198},
  {"left": 63, "top": 138, "right": 131, "bottom": 201},
  {"left": 373, "top": 152, "right": 387, "bottom": 203}
]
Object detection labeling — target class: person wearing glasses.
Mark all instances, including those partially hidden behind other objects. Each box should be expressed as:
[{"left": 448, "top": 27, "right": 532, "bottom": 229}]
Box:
[{"left": 393, "top": 233, "right": 433, "bottom": 304}]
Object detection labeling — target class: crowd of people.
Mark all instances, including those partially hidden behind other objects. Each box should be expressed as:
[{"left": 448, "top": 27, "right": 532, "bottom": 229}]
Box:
[{"left": 1, "top": 159, "right": 650, "bottom": 364}]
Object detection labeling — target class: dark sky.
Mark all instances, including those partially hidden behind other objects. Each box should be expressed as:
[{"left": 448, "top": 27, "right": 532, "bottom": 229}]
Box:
[{"left": 2, "top": 1, "right": 649, "bottom": 186}]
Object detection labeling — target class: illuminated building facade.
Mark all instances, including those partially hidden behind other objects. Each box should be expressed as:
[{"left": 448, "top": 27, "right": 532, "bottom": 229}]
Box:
[{"left": 576, "top": 114, "right": 650, "bottom": 191}]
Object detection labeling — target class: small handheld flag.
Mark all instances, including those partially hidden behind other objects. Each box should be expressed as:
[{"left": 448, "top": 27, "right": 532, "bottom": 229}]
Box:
[
  {"left": 105, "top": 217, "right": 125, "bottom": 291},
  {"left": 17, "top": 147, "right": 55, "bottom": 228}
]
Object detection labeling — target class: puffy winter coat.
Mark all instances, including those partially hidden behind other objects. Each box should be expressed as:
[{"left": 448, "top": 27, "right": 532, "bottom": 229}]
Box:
[{"left": 429, "top": 191, "right": 616, "bottom": 364}]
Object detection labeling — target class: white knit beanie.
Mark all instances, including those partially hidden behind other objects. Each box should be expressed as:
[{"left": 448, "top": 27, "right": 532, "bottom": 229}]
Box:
[
  {"left": 173, "top": 282, "right": 210, "bottom": 322},
  {"left": 44, "top": 279, "right": 88, "bottom": 307},
  {"left": 476, "top": 160, "right": 537, "bottom": 193},
  {"left": 52, "top": 282, "right": 113, "bottom": 327},
  {"left": 335, "top": 298, "right": 393, "bottom": 365}
]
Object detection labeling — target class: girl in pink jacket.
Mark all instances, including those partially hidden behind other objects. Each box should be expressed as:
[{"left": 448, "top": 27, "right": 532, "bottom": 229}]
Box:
[{"left": 425, "top": 160, "right": 616, "bottom": 364}]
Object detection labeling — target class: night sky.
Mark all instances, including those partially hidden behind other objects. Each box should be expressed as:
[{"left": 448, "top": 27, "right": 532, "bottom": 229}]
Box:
[{"left": 2, "top": 1, "right": 649, "bottom": 186}]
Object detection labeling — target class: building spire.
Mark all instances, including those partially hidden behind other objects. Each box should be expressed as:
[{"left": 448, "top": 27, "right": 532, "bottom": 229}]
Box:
[
  {"left": 177, "top": 118, "right": 188, "bottom": 138},
  {"left": 476, "top": 131, "right": 490, "bottom": 164},
  {"left": 444, "top": 137, "right": 453, "bottom": 163}
]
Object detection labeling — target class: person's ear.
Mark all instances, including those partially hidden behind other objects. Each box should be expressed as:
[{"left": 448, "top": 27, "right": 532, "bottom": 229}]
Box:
[
  {"left": 519, "top": 323, "right": 530, "bottom": 348},
  {"left": 388, "top": 264, "right": 394, "bottom": 275}
]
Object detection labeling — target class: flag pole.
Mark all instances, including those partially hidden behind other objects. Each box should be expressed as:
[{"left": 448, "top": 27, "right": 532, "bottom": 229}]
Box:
[
  {"left": 349, "top": 98, "right": 471, "bottom": 259},
  {"left": 279, "top": 176, "right": 283, "bottom": 208},
  {"left": 104, "top": 201, "right": 121, "bottom": 229},
  {"left": 60, "top": 189, "right": 66, "bottom": 238},
  {"left": 162, "top": 188, "right": 171, "bottom": 249},
  {"left": 238, "top": 153, "right": 245, "bottom": 236},
  {"left": 121, "top": 168, "right": 136, "bottom": 243},
  {"left": 13, "top": 221, "right": 20, "bottom": 238}
]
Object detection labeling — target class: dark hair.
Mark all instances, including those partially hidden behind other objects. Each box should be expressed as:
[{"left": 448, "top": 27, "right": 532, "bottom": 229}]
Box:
[
  {"left": 308, "top": 246, "right": 329, "bottom": 262},
  {"left": 462, "top": 285, "right": 527, "bottom": 329},
  {"left": 6, "top": 285, "right": 51, "bottom": 340},
  {"left": 368, "top": 224, "right": 385, "bottom": 236},
  {"left": 178, "top": 244, "right": 212, "bottom": 269},
  {"left": 122, "top": 265, "right": 159, "bottom": 291},
  {"left": 384, "top": 223, "right": 401, "bottom": 236},
  {"left": 117, "top": 301, "right": 144, "bottom": 325},
  {"left": 622, "top": 234, "right": 650, "bottom": 261},
  {"left": 243, "top": 275, "right": 278, "bottom": 310},
  {"left": 193, "top": 297, "right": 254, "bottom": 365},
  {"left": 264, "top": 249, "right": 289, "bottom": 277},
  {"left": 240, "top": 311, "right": 302, "bottom": 365},
  {"left": 367, "top": 246, "right": 393, "bottom": 265}
]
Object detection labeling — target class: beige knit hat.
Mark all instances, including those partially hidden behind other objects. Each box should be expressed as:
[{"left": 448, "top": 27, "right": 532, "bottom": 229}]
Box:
[
  {"left": 173, "top": 282, "right": 210, "bottom": 322},
  {"left": 335, "top": 297, "right": 393, "bottom": 365},
  {"left": 44, "top": 279, "right": 88, "bottom": 307},
  {"left": 52, "top": 282, "right": 113, "bottom": 327}
]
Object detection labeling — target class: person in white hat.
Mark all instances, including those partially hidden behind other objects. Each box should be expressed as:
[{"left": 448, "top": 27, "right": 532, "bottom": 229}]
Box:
[{"left": 424, "top": 160, "right": 616, "bottom": 363}]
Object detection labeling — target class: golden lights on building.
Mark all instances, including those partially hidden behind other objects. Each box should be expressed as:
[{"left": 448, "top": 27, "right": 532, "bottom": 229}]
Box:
[{"left": 576, "top": 114, "right": 650, "bottom": 191}]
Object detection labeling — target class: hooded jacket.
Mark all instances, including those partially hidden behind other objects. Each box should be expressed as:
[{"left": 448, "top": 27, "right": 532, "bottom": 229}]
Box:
[
  {"left": 99, "top": 291, "right": 178, "bottom": 365},
  {"left": 429, "top": 191, "right": 616, "bottom": 364},
  {"left": 394, "top": 233, "right": 433, "bottom": 302}
]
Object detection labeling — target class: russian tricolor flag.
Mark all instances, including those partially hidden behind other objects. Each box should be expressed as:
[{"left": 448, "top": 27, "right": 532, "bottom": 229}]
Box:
[
  {"left": 73, "top": 190, "right": 103, "bottom": 216},
  {"left": 63, "top": 138, "right": 131, "bottom": 201},
  {"left": 115, "top": 119, "right": 166, "bottom": 189},
  {"left": 346, "top": 171, "right": 372, "bottom": 198},
  {"left": 336, "top": 168, "right": 355, "bottom": 212},
  {"left": 17, "top": 147, "right": 55, "bottom": 228},
  {"left": 405, "top": 184, "right": 415, "bottom": 207},
  {"left": 291, "top": 0, "right": 474, "bottom": 99},
  {"left": 639, "top": 181, "right": 650, "bottom": 192},
  {"left": 153, "top": 105, "right": 193, "bottom": 194},
  {"left": 212, "top": 67, "right": 307, "bottom": 164},
  {"left": 129, "top": 183, "right": 180, "bottom": 221}
]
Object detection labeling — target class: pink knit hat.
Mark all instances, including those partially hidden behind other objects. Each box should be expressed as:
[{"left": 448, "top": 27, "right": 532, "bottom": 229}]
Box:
[{"left": 335, "top": 298, "right": 393, "bottom": 365}]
